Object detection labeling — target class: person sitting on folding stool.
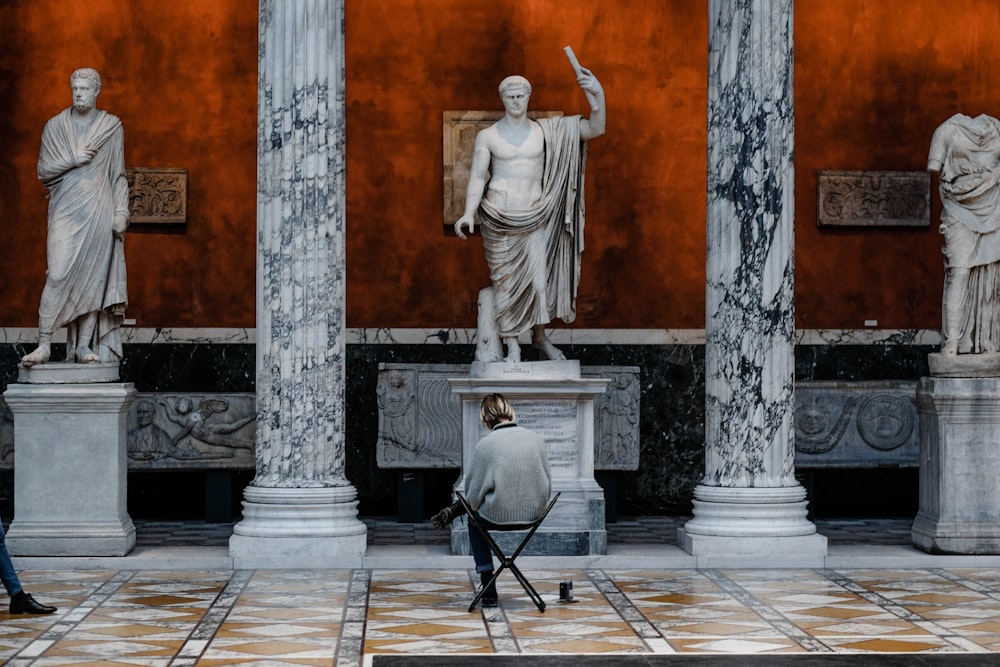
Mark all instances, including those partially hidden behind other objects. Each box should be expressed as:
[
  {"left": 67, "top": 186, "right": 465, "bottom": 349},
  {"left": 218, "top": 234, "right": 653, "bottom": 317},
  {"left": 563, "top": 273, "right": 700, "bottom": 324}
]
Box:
[{"left": 432, "top": 393, "right": 551, "bottom": 607}]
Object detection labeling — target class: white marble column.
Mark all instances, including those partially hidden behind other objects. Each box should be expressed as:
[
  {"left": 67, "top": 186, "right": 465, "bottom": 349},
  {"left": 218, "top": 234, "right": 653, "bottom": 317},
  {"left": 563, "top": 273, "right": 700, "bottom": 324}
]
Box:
[
  {"left": 678, "top": 0, "right": 826, "bottom": 563},
  {"left": 230, "top": 0, "right": 367, "bottom": 568}
]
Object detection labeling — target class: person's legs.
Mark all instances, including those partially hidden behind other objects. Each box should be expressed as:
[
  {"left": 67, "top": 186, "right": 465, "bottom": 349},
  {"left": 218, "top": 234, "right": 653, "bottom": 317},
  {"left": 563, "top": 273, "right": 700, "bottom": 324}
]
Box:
[
  {"left": 468, "top": 517, "right": 498, "bottom": 606},
  {"left": 0, "top": 522, "right": 56, "bottom": 614},
  {"left": 0, "top": 522, "right": 23, "bottom": 597},
  {"left": 468, "top": 520, "right": 494, "bottom": 574}
]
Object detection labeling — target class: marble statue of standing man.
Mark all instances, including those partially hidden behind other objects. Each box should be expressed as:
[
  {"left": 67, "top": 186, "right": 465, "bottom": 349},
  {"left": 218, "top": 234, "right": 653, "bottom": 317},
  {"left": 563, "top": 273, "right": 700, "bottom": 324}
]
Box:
[
  {"left": 454, "top": 50, "right": 605, "bottom": 363},
  {"left": 21, "top": 68, "right": 129, "bottom": 368}
]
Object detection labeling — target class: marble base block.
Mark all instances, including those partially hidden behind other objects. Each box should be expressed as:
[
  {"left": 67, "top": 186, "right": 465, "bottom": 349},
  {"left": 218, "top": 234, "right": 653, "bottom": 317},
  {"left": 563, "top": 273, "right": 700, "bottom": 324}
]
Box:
[
  {"left": 18, "top": 361, "right": 121, "bottom": 384},
  {"left": 3, "top": 381, "right": 136, "bottom": 556},
  {"left": 678, "top": 485, "right": 827, "bottom": 562},
  {"left": 927, "top": 352, "right": 1000, "bottom": 378},
  {"left": 448, "top": 361, "right": 609, "bottom": 556},
  {"left": 912, "top": 376, "right": 1000, "bottom": 554},
  {"left": 230, "top": 485, "right": 367, "bottom": 568}
]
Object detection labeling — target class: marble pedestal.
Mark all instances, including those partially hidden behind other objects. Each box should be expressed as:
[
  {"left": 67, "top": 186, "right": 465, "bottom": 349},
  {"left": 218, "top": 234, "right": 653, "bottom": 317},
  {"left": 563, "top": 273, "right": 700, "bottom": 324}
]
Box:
[
  {"left": 912, "top": 375, "right": 1000, "bottom": 554},
  {"left": 3, "top": 376, "right": 136, "bottom": 556},
  {"left": 448, "top": 361, "right": 609, "bottom": 556}
]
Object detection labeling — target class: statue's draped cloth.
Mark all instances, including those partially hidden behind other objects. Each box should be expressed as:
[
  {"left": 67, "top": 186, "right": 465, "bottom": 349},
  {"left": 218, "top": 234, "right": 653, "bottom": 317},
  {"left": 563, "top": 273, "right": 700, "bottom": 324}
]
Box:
[
  {"left": 37, "top": 108, "right": 129, "bottom": 362},
  {"left": 478, "top": 115, "right": 587, "bottom": 338},
  {"left": 930, "top": 113, "right": 1000, "bottom": 353}
]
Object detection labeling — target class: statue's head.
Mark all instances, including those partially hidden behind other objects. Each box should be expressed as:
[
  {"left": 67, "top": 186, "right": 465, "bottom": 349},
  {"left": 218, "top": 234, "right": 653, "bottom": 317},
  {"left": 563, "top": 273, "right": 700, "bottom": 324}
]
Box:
[
  {"left": 70, "top": 68, "right": 102, "bottom": 112},
  {"left": 498, "top": 75, "right": 531, "bottom": 98},
  {"left": 70, "top": 68, "right": 102, "bottom": 93},
  {"left": 175, "top": 397, "right": 193, "bottom": 414}
]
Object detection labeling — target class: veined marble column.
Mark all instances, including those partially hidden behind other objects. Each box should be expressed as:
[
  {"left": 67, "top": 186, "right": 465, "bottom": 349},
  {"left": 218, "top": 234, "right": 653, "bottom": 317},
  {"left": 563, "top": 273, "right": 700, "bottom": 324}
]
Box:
[
  {"left": 678, "top": 0, "right": 826, "bottom": 563},
  {"left": 230, "top": 0, "right": 367, "bottom": 568}
]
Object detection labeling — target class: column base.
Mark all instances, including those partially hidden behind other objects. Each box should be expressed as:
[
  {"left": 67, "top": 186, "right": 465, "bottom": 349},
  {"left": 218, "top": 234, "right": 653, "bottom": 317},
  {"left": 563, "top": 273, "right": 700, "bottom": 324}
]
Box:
[
  {"left": 678, "top": 484, "right": 827, "bottom": 563},
  {"left": 230, "top": 485, "right": 367, "bottom": 568}
]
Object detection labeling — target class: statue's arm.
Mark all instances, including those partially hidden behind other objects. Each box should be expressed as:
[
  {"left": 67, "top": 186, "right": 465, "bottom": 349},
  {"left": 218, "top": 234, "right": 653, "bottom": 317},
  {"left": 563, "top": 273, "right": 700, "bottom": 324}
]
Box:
[
  {"left": 37, "top": 123, "right": 79, "bottom": 185},
  {"left": 111, "top": 127, "right": 130, "bottom": 237},
  {"left": 577, "top": 67, "right": 606, "bottom": 141},
  {"left": 454, "top": 131, "right": 492, "bottom": 239}
]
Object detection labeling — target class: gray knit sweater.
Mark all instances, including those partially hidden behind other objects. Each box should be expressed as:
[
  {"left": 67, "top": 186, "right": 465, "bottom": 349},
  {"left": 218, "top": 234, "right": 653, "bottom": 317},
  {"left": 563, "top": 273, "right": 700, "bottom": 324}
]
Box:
[{"left": 464, "top": 422, "right": 552, "bottom": 525}]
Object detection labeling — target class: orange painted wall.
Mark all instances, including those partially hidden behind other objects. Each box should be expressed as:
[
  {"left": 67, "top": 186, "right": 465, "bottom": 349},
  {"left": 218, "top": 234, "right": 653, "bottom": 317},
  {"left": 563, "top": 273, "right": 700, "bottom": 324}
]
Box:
[
  {"left": 2, "top": 2, "right": 1000, "bottom": 331},
  {"left": 0, "top": 1, "right": 258, "bottom": 328},
  {"left": 795, "top": 0, "right": 1000, "bottom": 330}
]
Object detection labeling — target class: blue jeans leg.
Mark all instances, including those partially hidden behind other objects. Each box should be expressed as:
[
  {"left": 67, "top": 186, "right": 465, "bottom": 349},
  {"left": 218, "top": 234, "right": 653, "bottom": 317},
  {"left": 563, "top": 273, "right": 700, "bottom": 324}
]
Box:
[
  {"left": 468, "top": 520, "right": 495, "bottom": 574},
  {"left": 0, "top": 522, "right": 22, "bottom": 597}
]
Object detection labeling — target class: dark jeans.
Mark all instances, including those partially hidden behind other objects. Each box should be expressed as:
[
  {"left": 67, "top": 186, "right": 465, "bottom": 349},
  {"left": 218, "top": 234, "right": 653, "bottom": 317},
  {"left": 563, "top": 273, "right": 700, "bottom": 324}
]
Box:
[
  {"left": 468, "top": 513, "right": 504, "bottom": 574},
  {"left": 0, "top": 521, "right": 22, "bottom": 597}
]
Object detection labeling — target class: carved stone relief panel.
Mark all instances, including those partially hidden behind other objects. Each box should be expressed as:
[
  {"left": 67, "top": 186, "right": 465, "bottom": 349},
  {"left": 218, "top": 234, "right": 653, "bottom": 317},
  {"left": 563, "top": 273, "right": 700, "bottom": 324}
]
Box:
[
  {"left": 126, "top": 168, "right": 188, "bottom": 224},
  {"left": 0, "top": 392, "right": 255, "bottom": 471},
  {"left": 377, "top": 365, "right": 461, "bottom": 468},
  {"left": 127, "top": 393, "right": 255, "bottom": 469},
  {"left": 375, "top": 363, "right": 640, "bottom": 471},
  {"left": 586, "top": 366, "right": 641, "bottom": 470},
  {"left": 794, "top": 381, "right": 918, "bottom": 467},
  {"left": 817, "top": 170, "right": 929, "bottom": 227}
]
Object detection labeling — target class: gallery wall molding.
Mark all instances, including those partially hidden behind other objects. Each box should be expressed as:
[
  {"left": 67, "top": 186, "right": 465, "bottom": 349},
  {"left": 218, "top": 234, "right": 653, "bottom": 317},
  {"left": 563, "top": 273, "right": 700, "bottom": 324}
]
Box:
[{"left": 0, "top": 327, "right": 943, "bottom": 346}]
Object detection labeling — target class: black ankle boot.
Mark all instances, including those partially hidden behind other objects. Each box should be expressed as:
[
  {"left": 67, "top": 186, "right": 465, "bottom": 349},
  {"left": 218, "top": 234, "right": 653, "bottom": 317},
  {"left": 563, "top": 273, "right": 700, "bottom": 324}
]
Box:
[
  {"left": 9, "top": 591, "right": 56, "bottom": 615},
  {"left": 479, "top": 571, "right": 498, "bottom": 607}
]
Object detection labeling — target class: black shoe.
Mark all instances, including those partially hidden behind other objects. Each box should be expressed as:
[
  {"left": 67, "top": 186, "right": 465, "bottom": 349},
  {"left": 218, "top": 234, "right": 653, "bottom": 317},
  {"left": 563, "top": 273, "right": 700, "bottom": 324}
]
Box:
[
  {"left": 9, "top": 592, "right": 56, "bottom": 615},
  {"left": 479, "top": 571, "right": 498, "bottom": 607}
]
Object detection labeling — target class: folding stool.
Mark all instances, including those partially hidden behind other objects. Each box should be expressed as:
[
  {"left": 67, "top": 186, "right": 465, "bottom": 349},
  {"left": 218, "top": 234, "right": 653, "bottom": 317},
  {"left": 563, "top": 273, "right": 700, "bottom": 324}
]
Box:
[{"left": 456, "top": 491, "right": 561, "bottom": 613}]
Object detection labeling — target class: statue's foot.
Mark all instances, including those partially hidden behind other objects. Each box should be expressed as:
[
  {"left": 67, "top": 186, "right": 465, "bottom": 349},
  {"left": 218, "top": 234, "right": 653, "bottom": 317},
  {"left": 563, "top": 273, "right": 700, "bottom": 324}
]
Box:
[
  {"left": 21, "top": 345, "right": 51, "bottom": 367},
  {"left": 504, "top": 339, "right": 522, "bottom": 363},
  {"left": 941, "top": 340, "right": 959, "bottom": 355},
  {"left": 76, "top": 347, "right": 100, "bottom": 363},
  {"left": 532, "top": 337, "right": 566, "bottom": 361}
]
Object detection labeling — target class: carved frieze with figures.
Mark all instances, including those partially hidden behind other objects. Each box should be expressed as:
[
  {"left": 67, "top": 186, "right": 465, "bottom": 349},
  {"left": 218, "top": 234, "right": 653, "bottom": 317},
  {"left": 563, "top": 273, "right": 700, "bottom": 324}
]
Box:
[{"left": 817, "top": 170, "right": 929, "bottom": 227}]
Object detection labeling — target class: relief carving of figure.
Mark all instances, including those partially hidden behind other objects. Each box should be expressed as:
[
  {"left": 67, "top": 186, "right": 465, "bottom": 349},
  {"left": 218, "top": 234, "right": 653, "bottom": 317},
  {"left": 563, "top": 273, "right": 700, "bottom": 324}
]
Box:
[
  {"left": 595, "top": 372, "right": 639, "bottom": 467},
  {"left": 376, "top": 369, "right": 417, "bottom": 463},
  {"left": 159, "top": 397, "right": 254, "bottom": 454},
  {"left": 928, "top": 113, "right": 1000, "bottom": 355},
  {"left": 127, "top": 399, "right": 173, "bottom": 461},
  {"left": 454, "top": 50, "right": 605, "bottom": 363},
  {"left": 22, "top": 68, "right": 129, "bottom": 367}
]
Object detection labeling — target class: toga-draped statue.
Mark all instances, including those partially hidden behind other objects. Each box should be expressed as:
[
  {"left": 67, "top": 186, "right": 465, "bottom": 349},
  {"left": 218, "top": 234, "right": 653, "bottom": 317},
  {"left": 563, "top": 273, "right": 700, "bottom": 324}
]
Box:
[
  {"left": 928, "top": 113, "right": 1000, "bottom": 356},
  {"left": 21, "top": 68, "right": 129, "bottom": 368},
  {"left": 454, "top": 51, "right": 605, "bottom": 363}
]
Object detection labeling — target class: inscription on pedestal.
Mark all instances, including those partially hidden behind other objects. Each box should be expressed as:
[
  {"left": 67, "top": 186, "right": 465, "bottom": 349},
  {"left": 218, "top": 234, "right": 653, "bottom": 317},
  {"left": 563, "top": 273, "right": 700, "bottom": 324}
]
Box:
[{"left": 512, "top": 401, "right": 578, "bottom": 475}]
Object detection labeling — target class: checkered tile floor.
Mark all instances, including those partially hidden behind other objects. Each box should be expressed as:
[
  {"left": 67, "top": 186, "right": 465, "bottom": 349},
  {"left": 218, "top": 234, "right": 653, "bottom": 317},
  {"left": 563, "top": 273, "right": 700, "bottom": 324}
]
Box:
[{"left": 5, "top": 518, "right": 991, "bottom": 664}]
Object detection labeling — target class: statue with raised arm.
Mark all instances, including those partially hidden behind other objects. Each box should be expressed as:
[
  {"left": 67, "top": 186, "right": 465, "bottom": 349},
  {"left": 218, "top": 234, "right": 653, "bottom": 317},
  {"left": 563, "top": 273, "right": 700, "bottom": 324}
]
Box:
[
  {"left": 929, "top": 113, "right": 1000, "bottom": 358},
  {"left": 21, "top": 68, "right": 129, "bottom": 368},
  {"left": 454, "top": 48, "right": 605, "bottom": 363}
]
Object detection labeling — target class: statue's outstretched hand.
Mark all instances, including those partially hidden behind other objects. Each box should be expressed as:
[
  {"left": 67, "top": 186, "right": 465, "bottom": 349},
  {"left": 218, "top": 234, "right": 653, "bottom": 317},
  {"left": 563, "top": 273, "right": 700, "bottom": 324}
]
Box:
[{"left": 454, "top": 215, "right": 475, "bottom": 240}]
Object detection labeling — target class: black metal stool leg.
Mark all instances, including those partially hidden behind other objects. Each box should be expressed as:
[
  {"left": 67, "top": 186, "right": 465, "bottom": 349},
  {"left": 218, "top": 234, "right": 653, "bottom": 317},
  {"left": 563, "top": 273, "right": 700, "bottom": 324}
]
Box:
[{"left": 457, "top": 492, "right": 560, "bottom": 614}]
